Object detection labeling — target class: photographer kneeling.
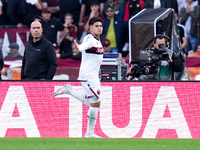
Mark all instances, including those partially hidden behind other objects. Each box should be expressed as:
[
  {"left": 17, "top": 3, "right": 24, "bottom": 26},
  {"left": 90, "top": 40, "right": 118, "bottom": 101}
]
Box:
[{"left": 127, "top": 34, "right": 183, "bottom": 80}]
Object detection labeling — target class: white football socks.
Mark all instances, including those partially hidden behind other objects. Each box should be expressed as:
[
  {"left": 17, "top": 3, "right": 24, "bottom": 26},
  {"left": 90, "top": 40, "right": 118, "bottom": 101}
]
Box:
[
  {"left": 68, "top": 86, "right": 100, "bottom": 137},
  {"left": 85, "top": 107, "right": 99, "bottom": 136}
]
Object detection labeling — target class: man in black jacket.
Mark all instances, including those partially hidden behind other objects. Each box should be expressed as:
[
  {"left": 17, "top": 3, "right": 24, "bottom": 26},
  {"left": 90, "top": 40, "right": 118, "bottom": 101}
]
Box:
[
  {"left": 0, "top": 48, "right": 4, "bottom": 80},
  {"left": 21, "top": 21, "right": 57, "bottom": 80}
]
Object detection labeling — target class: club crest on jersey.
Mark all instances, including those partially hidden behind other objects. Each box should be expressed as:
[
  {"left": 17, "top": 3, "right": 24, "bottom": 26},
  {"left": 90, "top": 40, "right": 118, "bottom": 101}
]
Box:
[{"left": 96, "top": 47, "right": 104, "bottom": 54}]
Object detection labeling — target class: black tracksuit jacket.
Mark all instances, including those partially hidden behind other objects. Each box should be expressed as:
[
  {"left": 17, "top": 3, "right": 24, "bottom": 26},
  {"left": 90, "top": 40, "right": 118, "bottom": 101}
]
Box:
[{"left": 21, "top": 36, "right": 58, "bottom": 80}]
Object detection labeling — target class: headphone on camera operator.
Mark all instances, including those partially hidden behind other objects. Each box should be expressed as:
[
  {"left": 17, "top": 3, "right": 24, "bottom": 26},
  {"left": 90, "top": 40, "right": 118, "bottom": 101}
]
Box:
[
  {"left": 126, "top": 34, "right": 183, "bottom": 81},
  {"left": 152, "top": 34, "right": 173, "bottom": 63},
  {"left": 153, "top": 34, "right": 170, "bottom": 48}
]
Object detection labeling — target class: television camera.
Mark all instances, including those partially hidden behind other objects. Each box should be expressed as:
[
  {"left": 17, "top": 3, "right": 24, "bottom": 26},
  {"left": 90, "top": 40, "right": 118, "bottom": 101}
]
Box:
[{"left": 127, "top": 44, "right": 170, "bottom": 80}]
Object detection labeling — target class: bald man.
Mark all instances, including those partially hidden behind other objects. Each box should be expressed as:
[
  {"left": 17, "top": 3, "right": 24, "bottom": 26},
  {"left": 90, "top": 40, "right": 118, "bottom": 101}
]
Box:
[{"left": 21, "top": 21, "right": 58, "bottom": 80}]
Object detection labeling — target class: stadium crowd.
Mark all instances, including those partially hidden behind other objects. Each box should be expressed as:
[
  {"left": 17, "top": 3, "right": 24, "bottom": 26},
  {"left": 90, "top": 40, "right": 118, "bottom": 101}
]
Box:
[{"left": 0, "top": 0, "right": 199, "bottom": 58}]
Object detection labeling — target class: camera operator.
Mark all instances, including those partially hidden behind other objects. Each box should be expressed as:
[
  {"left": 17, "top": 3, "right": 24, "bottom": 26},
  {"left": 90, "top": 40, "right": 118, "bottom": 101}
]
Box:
[{"left": 127, "top": 34, "right": 183, "bottom": 80}]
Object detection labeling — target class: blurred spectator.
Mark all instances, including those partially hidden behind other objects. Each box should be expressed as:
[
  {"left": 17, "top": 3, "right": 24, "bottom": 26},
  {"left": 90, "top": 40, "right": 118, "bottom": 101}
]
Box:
[
  {"left": 124, "top": 0, "right": 144, "bottom": 21},
  {"left": 100, "top": 0, "right": 107, "bottom": 15},
  {"left": 0, "top": 0, "right": 3, "bottom": 25},
  {"left": 169, "top": 0, "right": 178, "bottom": 13},
  {"left": 84, "top": 1, "right": 104, "bottom": 32},
  {"left": 5, "top": 43, "right": 22, "bottom": 59},
  {"left": 144, "top": 0, "right": 170, "bottom": 8},
  {"left": 57, "top": 13, "right": 78, "bottom": 59},
  {"left": 0, "top": 46, "right": 3, "bottom": 80},
  {"left": 33, "top": 15, "right": 43, "bottom": 22},
  {"left": 40, "top": 8, "right": 64, "bottom": 44},
  {"left": 174, "top": 12, "right": 188, "bottom": 80},
  {"left": 0, "top": 0, "right": 2, "bottom": 15},
  {"left": 41, "top": 0, "right": 60, "bottom": 18},
  {"left": 22, "top": 0, "right": 43, "bottom": 27},
  {"left": 103, "top": 0, "right": 126, "bottom": 18},
  {"left": 71, "top": 42, "right": 81, "bottom": 60},
  {"left": 101, "top": 5, "right": 127, "bottom": 53},
  {"left": 7, "top": 0, "right": 24, "bottom": 28},
  {"left": 179, "top": 0, "right": 199, "bottom": 55},
  {"left": 78, "top": 1, "right": 104, "bottom": 41},
  {"left": 123, "top": 0, "right": 143, "bottom": 56},
  {"left": 52, "top": 42, "right": 61, "bottom": 58},
  {"left": 59, "top": 0, "right": 81, "bottom": 26},
  {"left": 0, "top": 0, "right": 9, "bottom": 25},
  {"left": 188, "top": 45, "right": 200, "bottom": 57},
  {"left": 174, "top": 12, "right": 188, "bottom": 52},
  {"left": 102, "top": 38, "right": 111, "bottom": 53},
  {"left": 177, "top": 0, "right": 187, "bottom": 14},
  {"left": 21, "top": 21, "right": 57, "bottom": 80},
  {"left": 79, "top": 0, "right": 105, "bottom": 27}
]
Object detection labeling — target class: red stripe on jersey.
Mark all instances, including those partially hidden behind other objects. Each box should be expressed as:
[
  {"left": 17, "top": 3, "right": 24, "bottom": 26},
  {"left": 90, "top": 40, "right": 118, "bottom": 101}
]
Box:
[{"left": 86, "top": 47, "right": 104, "bottom": 54}]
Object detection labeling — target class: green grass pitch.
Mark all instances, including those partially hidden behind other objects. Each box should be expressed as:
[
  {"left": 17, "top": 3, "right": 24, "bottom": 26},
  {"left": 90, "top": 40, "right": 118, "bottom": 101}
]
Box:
[{"left": 0, "top": 138, "right": 200, "bottom": 150}]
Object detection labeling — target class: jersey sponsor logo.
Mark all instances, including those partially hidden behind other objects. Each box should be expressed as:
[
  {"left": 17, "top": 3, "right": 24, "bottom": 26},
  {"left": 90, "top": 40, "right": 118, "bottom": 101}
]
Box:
[{"left": 86, "top": 47, "right": 103, "bottom": 54}]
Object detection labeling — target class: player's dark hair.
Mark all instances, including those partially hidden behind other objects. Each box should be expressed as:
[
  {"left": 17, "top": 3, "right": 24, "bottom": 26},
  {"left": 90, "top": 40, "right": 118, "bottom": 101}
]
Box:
[{"left": 89, "top": 17, "right": 102, "bottom": 26}]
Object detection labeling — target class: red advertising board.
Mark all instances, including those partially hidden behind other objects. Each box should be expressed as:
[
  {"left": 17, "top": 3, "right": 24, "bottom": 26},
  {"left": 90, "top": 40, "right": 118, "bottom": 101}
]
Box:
[{"left": 0, "top": 81, "right": 199, "bottom": 138}]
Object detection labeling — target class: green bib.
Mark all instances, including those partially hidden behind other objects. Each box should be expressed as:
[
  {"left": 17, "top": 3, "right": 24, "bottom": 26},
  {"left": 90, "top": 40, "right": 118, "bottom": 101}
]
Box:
[{"left": 156, "top": 64, "right": 172, "bottom": 80}]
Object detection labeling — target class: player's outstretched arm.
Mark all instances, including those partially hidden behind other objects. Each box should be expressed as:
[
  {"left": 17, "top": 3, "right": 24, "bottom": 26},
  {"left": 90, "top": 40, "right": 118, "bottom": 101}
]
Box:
[
  {"left": 74, "top": 39, "right": 79, "bottom": 50},
  {"left": 74, "top": 39, "right": 91, "bottom": 52}
]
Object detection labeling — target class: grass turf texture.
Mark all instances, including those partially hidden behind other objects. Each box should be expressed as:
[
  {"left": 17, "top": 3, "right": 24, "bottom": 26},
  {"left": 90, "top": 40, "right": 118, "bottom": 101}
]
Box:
[{"left": 0, "top": 138, "right": 199, "bottom": 150}]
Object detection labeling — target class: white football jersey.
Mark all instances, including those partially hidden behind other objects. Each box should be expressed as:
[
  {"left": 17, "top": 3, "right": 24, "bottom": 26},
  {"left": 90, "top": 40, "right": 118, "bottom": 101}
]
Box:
[{"left": 78, "top": 34, "right": 103, "bottom": 82}]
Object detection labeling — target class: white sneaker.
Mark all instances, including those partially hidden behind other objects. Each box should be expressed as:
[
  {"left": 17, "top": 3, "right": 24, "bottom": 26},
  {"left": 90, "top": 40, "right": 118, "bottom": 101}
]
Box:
[
  {"left": 84, "top": 133, "right": 101, "bottom": 138},
  {"left": 54, "top": 84, "right": 72, "bottom": 97}
]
